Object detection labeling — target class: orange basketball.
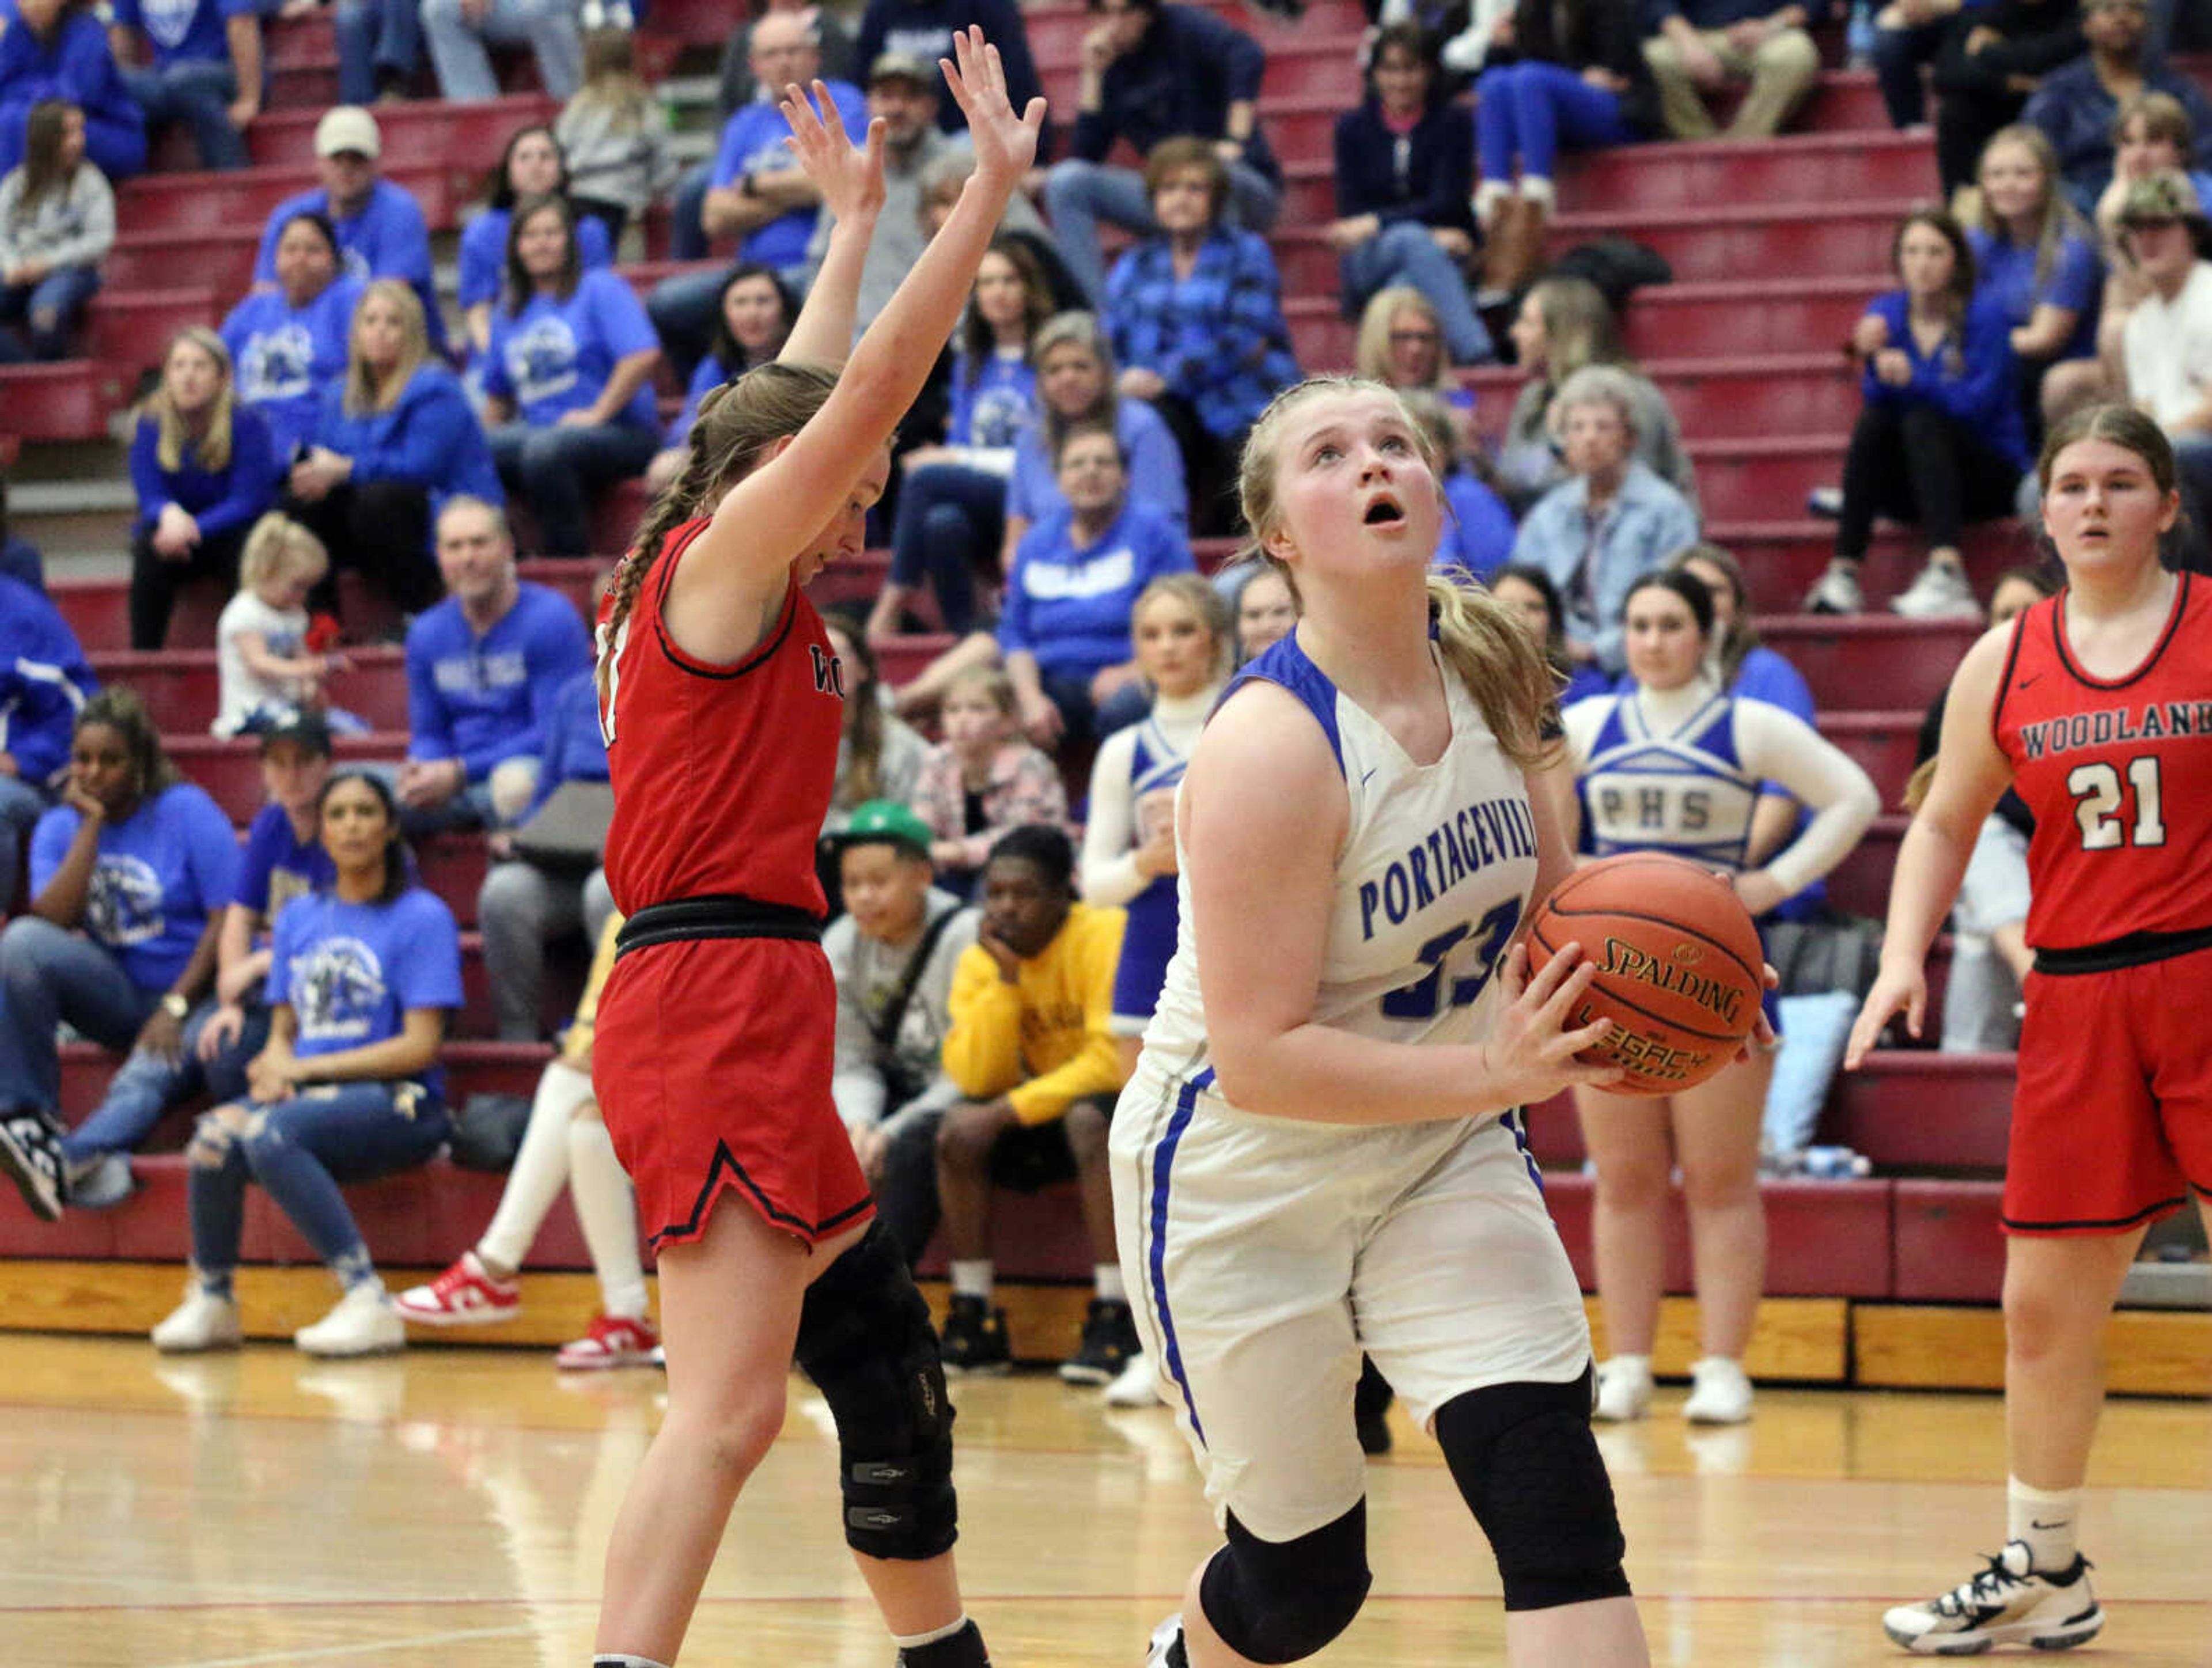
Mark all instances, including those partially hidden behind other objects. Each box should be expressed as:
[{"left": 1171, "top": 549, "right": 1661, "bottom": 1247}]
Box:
[{"left": 1525, "top": 853, "right": 1765, "bottom": 1096}]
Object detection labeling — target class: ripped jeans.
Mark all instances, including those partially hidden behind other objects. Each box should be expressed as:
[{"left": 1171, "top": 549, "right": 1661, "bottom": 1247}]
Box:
[{"left": 185, "top": 1079, "right": 449, "bottom": 1294}]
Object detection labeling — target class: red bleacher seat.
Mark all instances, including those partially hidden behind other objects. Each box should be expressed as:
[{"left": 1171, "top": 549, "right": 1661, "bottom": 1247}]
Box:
[
  {"left": 1891, "top": 1179, "right": 2007, "bottom": 1301},
  {"left": 1540, "top": 1172, "right": 1896, "bottom": 1298}
]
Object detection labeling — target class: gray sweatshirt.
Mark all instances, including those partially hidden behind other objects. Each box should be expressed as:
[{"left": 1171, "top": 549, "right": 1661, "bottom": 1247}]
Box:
[
  {"left": 827, "top": 887, "right": 980, "bottom": 1136},
  {"left": 0, "top": 164, "right": 115, "bottom": 275},
  {"left": 555, "top": 98, "right": 679, "bottom": 219}
]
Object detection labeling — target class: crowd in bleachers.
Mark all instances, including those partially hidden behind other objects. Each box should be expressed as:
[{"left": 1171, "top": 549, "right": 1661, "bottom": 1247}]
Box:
[{"left": 1, "top": 0, "right": 2209, "bottom": 1376}]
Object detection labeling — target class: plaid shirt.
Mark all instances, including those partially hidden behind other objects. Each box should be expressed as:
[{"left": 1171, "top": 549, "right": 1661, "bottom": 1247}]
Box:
[{"left": 1104, "top": 229, "right": 1300, "bottom": 441}]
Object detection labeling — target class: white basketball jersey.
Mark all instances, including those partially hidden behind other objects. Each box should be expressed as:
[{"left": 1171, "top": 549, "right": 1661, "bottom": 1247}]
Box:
[{"left": 1139, "top": 632, "right": 1541, "bottom": 1083}]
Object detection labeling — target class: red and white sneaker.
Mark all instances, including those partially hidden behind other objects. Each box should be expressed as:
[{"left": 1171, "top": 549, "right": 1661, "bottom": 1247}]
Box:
[
  {"left": 556, "top": 1313, "right": 660, "bottom": 1370},
  {"left": 393, "top": 1252, "right": 520, "bottom": 1326}
]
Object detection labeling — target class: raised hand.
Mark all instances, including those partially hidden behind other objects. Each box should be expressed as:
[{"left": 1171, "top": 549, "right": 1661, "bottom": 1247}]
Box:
[
  {"left": 781, "top": 78, "right": 886, "bottom": 228},
  {"left": 940, "top": 25, "right": 1046, "bottom": 190}
]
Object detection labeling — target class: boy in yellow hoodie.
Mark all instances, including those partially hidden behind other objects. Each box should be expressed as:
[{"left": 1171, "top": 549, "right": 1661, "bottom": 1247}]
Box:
[{"left": 930, "top": 824, "right": 1129, "bottom": 1384}]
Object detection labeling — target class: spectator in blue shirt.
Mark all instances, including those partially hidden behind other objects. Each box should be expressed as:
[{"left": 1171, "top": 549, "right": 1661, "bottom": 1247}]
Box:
[
  {"left": 291, "top": 278, "right": 501, "bottom": 625},
  {"left": 2025, "top": 0, "right": 2212, "bottom": 212},
  {"left": 1931, "top": 0, "right": 2085, "bottom": 199},
  {"left": 1641, "top": 0, "right": 1827, "bottom": 142},
  {"left": 1403, "top": 390, "right": 1517, "bottom": 582},
  {"left": 127, "top": 326, "right": 278, "bottom": 650},
  {"left": 0, "top": 0, "right": 144, "bottom": 179},
  {"left": 998, "top": 419, "right": 1196, "bottom": 746},
  {"left": 0, "top": 690, "right": 236, "bottom": 1223},
  {"left": 1510, "top": 363, "right": 1700, "bottom": 673},
  {"left": 421, "top": 0, "right": 580, "bottom": 103},
  {"left": 399, "top": 495, "right": 594, "bottom": 835},
  {"left": 221, "top": 211, "right": 362, "bottom": 480},
  {"left": 477, "top": 667, "right": 613, "bottom": 1042},
  {"left": 1330, "top": 24, "right": 1490, "bottom": 369},
  {"left": 879, "top": 238, "right": 1052, "bottom": 640},
  {"left": 1806, "top": 211, "right": 2032, "bottom": 621},
  {"left": 1474, "top": 0, "right": 1658, "bottom": 301},
  {"left": 1963, "top": 124, "right": 2105, "bottom": 415},
  {"left": 149, "top": 768, "right": 463, "bottom": 1357},
  {"left": 0, "top": 475, "right": 46, "bottom": 591},
  {"left": 253, "top": 106, "right": 443, "bottom": 355},
  {"left": 1104, "top": 138, "right": 1297, "bottom": 538},
  {"left": 482, "top": 194, "right": 662, "bottom": 558},
  {"left": 107, "top": 0, "right": 261, "bottom": 171},
  {"left": 1044, "top": 0, "right": 1281, "bottom": 305},
  {"left": 459, "top": 123, "right": 615, "bottom": 371},
  {"left": 851, "top": 0, "right": 1043, "bottom": 145},
  {"left": 331, "top": 0, "right": 419, "bottom": 107},
  {"left": 645, "top": 261, "right": 796, "bottom": 494},
  {"left": 0, "top": 568, "right": 93, "bottom": 911}
]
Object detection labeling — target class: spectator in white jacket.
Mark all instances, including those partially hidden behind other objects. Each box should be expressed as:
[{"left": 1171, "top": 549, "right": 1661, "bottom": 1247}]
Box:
[{"left": 0, "top": 99, "right": 113, "bottom": 363}]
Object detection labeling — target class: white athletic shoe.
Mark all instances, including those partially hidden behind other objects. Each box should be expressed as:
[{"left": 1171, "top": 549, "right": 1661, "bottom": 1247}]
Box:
[
  {"left": 1144, "top": 1613, "right": 1186, "bottom": 1667},
  {"left": 1104, "top": 1349, "right": 1165, "bottom": 1408},
  {"left": 1890, "top": 562, "right": 1982, "bottom": 620},
  {"left": 1804, "top": 562, "right": 1865, "bottom": 615},
  {"left": 1682, "top": 1356, "right": 1755, "bottom": 1424},
  {"left": 296, "top": 1283, "right": 406, "bottom": 1358},
  {"left": 1883, "top": 1540, "right": 2103, "bottom": 1655},
  {"left": 151, "top": 1286, "right": 243, "bottom": 1354},
  {"left": 1592, "top": 1356, "right": 1652, "bottom": 1422}
]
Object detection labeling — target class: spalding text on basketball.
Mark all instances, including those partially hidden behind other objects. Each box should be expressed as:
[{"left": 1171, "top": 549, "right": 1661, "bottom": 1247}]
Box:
[{"left": 1597, "top": 937, "right": 1746, "bottom": 1029}]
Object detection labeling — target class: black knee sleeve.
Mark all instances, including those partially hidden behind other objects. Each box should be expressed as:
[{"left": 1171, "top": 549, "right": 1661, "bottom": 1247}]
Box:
[
  {"left": 792, "top": 1222, "right": 958, "bottom": 1561},
  {"left": 1197, "top": 1502, "right": 1371, "bottom": 1665},
  {"left": 1434, "top": 1367, "right": 1631, "bottom": 1612}
]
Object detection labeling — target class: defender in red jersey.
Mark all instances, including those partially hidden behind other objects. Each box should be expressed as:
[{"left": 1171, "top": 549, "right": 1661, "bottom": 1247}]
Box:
[
  {"left": 1849, "top": 407, "right": 2211, "bottom": 1657},
  {"left": 582, "top": 37, "right": 1043, "bottom": 1668}
]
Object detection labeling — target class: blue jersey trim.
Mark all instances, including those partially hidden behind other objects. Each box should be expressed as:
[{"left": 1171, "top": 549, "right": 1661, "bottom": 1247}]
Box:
[
  {"left": 1147, "top": 1065, "right": 1215, "bottom": 1445},
  {"left": 1219, "top": 631, "right": 1346, "bottom": 778}
]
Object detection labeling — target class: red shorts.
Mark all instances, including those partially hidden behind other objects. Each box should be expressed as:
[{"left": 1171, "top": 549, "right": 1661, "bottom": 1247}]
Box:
[
  {"left": 2005, "top": 943, "right": 2212, "bottom": 1235},
  {"left": 592, "top": 937, "right": 874, "bottom": 1251}
]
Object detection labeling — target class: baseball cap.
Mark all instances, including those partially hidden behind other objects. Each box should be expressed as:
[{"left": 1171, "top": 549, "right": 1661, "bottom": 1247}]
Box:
[
  {"left": 258, "top": 710, "right": 334, "bottom": 757},
  {"left": 2118, "top": 168, "right": 2207, "bottom": 227},
  {"left": 868, "top": 50, "right": 937, "bottom": 89},
  {"left": 831, "top": 799, "right": 934, "bottom": 860},
  {"left": 315, "top": 106, "right": 382, "bottom": 161}
]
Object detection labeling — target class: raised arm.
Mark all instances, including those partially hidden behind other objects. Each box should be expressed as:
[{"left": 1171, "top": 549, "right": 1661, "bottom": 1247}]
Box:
[{"left": 778, "top": 88, "right": 887, "bottom": 367}]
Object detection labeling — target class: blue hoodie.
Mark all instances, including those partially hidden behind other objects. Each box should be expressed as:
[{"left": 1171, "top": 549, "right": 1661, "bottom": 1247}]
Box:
[
  {"left": 221, "top": 275, "right": 366, "bottom": 471},
  {"left": 128, "top": 404, "right": 278, "bottom": 539},
  {"left": 0, "top": 574, "right": 96, "bottom": 786},
  {"left": 520, "top": 667, "right": 610, "bottom": 818},
  {"left": 404, "top": 581, "right": 594, "bottom": 784},
  {"left": 312, "top": 361, "right": 503, "bottom": 525}
]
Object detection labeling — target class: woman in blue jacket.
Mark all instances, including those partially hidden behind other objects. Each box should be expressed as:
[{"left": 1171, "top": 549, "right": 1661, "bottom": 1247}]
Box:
[
  {"left": 220, "top": 212, "right": 365, "bottom": 479},
  {"left": 0, "top": 0, "right": 143, "bottom": 180},
  {"left": 127, "top": 326, "right": 276, "bottom": 650},
  {"left": 998, "top": 418, "right": 1195, "bottom": 746},
  {"left": 1804, "top": 210, "right": 2031, "bottom": 621},
  {"left": 147, "top": 768, "right": 463, "bottom": 1358},
  {"left": 1330, "top": 22, "right": 1490, "bottom": 366},
  {"left": 481, "top": 192, "right": 660, "bottom": 557},
  {"left": 0, "top": 689, "right": 237, "bottom": 1223},
  {"left": 290, "top": 278, "right": 499, "bottom": 621}
]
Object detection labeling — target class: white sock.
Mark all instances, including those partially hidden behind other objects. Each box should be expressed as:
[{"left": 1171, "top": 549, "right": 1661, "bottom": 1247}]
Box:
[
  {"left": 892, "top": 1614, "right": 971, "bottom": 1650},
  {"left": 480, "top": 1059, "right": 592, "bottom": 1271},
  {"left": 569, "top": 1112, "right": 647, "bottom": 1320},
  {"left": 1605, "top": 1353, "right": 1651, "bottom": 1378},
  {"left": 1094, "top": 1264, "right": 1126, "bottom": 1303},
  {"left": 2008, "top": 1477, "right": 2082, "bottom": 1573},
  {"left": 950, "top": 1260, "right": 993, "bottom": 1301},
  {"left": 593, "top": 1656, "right": 671, "bottom": 1667}
]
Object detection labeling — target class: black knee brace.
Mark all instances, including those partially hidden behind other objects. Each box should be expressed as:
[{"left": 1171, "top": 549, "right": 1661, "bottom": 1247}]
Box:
[
  {"left": 792, "top": 1222, "right": 958, "bottom": 1561},
  {"left": 1197, "top": 1501, "right": 1372, "bottom": 1665},
  {"left": 1433, "top": 1367, "right": 1631, "bottom": 1612}
]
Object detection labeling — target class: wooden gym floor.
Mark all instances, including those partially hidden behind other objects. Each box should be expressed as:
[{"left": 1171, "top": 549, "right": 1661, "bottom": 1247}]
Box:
[{"left": 2, "top": 1335, "right": 2207, "bottom": 1667}]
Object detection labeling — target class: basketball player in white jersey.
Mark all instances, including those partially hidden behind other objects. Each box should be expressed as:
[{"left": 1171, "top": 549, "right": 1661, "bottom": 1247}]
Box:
[{"left": 1109, "top": 376, "right": 1660, "bottom": 1668}]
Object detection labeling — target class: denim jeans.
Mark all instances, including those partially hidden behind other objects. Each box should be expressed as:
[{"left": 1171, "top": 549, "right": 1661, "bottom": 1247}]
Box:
[
  {"left": 1340, "top": 222, "right": 1493, "bottom": 366},
  {"left": 0, "top": 917, "right": 157, "bottom": 1120},
  {"left": 334, "top": 0, "right": 423, "bottom": 104},
  {"left": 0, "top": 774, "right": 50, "bottom": 910},
  {"left": 476, "top": 859, "right": 614, "bottom": 1041},
  {"left": 488, "top": 419, "right": 659, "bottom": 558},
  {"left": 422, "top": 0, "right": 583, "bottom": 101},
  {"left": 124, "top": 58, "right": 248, "bottom": 170},
  {"left": 59, "top": 995, "right": 265, "bottom": 1165},
  {"left": 0, "top": 263, "right": 101, "bottom": 362},
  {"left": 670, "top": 158, "right": 713, "bottom": 262},
  {"left": 1042, "top": 157, "right": 1283, "bottom": 305},
  {"left": 1474, "top": 60, "right": 1636, "bottom": 184},
  {"left": 1870, "top": 20, "right": 1948, "bottom": 128},
  {"left": 889, "top": 462, "right": 1006, "bottom": 636},
  {"left": 188, "top": 1079, "right": 450, "bottom": 1282}
]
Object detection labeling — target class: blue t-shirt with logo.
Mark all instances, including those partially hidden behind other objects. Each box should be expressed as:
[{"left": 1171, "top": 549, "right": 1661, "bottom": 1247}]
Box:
[
  {"left": 456, "top": 206, "right": 615, "bottom": 313},
  {"left": 266, "top": 886, "right": 463, "bottom": 1098},
  {"left": 112, "top": 0, "right": 256, "bottom": 69},
  {"left": 483, "top": 268, "right": 661, "bottom": 430},
  {"left": 709, "top": 80, "right": 867, "bottom": 269},
  {"left": 997, "top": 499, "right": 1196, "bottom": 681},
  {"left": 235, "top": 801, "right": 334, "bottom": 938},
  {"left": 946, "top": 348, "right": 1037, "bottom": 450},
  {"left": 253, "top": 180, "right": 443, "bottom": 352},
  {"left": 221, "top": 275, "right": 365, "bottom": 470},
  {"left": 29, "top": 782, "right": 240, "bottom": 994}
]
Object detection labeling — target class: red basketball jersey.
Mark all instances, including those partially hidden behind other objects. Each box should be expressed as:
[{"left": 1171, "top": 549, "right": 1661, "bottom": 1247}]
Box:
[
  {"left": 1993, "top": 575, "right": 2212, "bottom": 953},
  {"left": 594, "top": 517, "right": 845, "bottom": 918}
]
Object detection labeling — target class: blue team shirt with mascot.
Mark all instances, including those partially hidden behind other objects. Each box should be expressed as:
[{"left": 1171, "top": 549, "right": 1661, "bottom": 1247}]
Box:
[{"left": 266, "top": 888, "right": 463, "bottom": 1098}]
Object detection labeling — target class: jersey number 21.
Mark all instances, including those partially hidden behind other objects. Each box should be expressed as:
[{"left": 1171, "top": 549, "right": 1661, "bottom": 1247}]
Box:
[{"left": 2069, "top": 756, "right": 2165, "bottom": 850}]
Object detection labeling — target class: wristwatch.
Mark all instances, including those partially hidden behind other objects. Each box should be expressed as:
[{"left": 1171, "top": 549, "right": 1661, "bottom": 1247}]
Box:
[{"left": 161, "top": 993, "right": 190, "bottom": 1021}]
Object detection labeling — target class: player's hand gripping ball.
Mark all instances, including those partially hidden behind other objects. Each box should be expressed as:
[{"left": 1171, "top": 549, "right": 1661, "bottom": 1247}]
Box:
[{"left": 1527, "top": 854, "right": 1764, "bottom": 1095}]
